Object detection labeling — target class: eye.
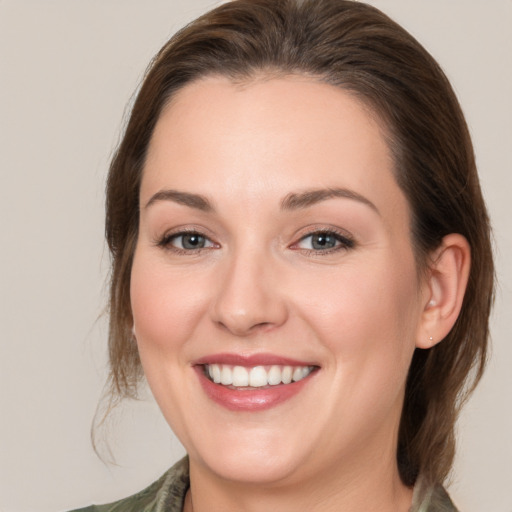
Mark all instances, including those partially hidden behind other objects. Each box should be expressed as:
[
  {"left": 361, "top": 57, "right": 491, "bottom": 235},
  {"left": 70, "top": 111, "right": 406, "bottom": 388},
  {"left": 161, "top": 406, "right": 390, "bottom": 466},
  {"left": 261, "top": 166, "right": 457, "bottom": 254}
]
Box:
[
  {"left": 158, "top": 231, "right": 216, "bottom": 252},
  {"left": 294, "top": 230, "right": 354, "bottom": 252}
]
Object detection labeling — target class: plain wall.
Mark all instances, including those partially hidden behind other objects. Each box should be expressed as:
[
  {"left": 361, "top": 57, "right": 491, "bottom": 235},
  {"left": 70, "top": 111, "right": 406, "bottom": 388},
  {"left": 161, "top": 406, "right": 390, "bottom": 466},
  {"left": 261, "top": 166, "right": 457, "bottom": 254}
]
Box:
[{"left": 1, "top": 1, "right": 511, "bottom": 511}]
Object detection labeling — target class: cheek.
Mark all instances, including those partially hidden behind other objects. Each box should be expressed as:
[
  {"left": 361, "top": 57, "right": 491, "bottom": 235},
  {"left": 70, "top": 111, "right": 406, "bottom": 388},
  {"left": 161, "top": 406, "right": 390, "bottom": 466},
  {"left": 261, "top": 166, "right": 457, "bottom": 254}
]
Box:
[
  {"left": 130, "top": 250, "right": 208, "bottom": 358},
  {"left": 296, "top": 255, "right": 421, "bottom": 379}
]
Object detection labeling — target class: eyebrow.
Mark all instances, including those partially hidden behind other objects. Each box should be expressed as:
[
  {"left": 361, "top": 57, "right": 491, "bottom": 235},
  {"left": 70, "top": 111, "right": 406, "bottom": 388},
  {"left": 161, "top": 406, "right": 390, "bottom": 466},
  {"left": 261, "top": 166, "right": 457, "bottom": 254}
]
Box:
[
  {"left": 144, "top": 186, "right": 379, "bottom": 215},
  {"left": 145, "top": 189, "right": 214, "bottom": 212},
  {"left": 281, "top": 187, "right": 379, "bottom": 214}
]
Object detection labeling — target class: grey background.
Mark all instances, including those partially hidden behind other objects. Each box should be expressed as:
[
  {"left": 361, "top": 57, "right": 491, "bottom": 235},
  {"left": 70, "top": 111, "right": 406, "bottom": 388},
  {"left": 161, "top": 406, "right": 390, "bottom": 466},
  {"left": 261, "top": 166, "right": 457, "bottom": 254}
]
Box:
[{"left": 1, "top": 1, "right": 511, "bottom": 511}]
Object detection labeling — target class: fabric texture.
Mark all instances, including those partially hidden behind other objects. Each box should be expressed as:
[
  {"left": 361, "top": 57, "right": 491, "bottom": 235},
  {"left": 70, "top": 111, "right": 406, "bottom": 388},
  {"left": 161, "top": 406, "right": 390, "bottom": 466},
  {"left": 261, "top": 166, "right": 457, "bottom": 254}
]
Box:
[{"left": 68, "top": 456, "right": 459, "bottom": 512}]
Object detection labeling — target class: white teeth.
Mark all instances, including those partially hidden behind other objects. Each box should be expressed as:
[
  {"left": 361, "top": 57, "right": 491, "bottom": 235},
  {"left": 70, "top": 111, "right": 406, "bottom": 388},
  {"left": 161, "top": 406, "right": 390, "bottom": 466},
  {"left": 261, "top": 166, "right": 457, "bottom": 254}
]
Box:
[
  {"left": 205, "top": 363, "right": 314, "bottom": 387},
  {"left": 232, "top": 366, "right": 249, "bottom": 386},
  {"left": 281, "top": 366, "right": 293, "bottom": 384},
  {"left": 249, "top": 366, "right": 267, "bottom": 387},
  {"left": 268, "top": 365, "right": 282, "bottom": 385},
  {"left": 292, "top": 367, "right": 303, "bottom": 382},
  {"left": 220, "top": 365, "right": 233, "bottom": 385},
  {"left": 211, "top": 364, "right": 221, "bottom": 384}
]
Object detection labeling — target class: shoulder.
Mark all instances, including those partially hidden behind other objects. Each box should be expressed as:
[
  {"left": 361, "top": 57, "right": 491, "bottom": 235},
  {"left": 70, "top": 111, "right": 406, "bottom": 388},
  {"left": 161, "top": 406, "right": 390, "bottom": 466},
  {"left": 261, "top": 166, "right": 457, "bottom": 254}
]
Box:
[
  {"left": 67, "top": 457, "right": 190, "bottom": 512},
  {"left": 411, "top": 476, "right": 459, "bottom": 512}
]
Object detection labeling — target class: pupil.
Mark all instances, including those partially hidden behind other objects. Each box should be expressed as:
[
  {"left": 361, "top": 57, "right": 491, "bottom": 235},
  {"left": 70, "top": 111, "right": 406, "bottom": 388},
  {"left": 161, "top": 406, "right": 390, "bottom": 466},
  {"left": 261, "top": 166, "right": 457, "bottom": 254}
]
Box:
[
  {"left": 183, "top": 233, "right": 205, "bottom": 249},
  {"left": 312, "top": 233, "right": 335, "bottom": 250}
]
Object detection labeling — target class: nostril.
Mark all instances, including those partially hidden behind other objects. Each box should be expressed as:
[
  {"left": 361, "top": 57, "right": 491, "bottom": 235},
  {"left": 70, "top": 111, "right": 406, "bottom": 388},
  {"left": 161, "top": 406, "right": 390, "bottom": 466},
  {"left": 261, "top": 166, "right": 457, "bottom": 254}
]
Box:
[
  {"left": 253, "top": 321, "right": 274, "bottom": 331},
  {"left": 215, "top": 319, "right": 275, "bottom": 337}
]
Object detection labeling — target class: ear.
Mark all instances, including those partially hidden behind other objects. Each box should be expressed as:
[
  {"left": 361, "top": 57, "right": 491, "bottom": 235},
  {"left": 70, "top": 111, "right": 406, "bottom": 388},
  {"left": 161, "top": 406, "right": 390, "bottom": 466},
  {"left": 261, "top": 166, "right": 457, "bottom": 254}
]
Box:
[{"left": 416, "top": 234, "right": 471, "bottom": 349}]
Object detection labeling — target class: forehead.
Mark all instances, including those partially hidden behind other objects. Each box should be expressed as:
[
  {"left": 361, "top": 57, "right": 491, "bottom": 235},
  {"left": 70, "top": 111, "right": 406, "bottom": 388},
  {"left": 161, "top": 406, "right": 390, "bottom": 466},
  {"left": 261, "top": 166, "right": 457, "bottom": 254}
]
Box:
[{"left": 141, "top": 75, "right": 408, "bottom": 226}]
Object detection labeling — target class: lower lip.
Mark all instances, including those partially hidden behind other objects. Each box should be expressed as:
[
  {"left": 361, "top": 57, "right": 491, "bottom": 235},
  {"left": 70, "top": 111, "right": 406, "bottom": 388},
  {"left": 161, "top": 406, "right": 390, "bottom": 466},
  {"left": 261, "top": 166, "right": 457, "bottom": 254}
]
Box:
[{"left": 195, "top": 366, "right": 315, "bottom": 411}]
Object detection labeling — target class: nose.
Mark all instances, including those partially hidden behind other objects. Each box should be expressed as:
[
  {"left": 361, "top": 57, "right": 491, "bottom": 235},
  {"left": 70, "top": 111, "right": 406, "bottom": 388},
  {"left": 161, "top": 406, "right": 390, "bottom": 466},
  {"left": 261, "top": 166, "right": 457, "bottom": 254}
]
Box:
[{"left": 210, "top": 249, "right": 289, "bottom": 337}]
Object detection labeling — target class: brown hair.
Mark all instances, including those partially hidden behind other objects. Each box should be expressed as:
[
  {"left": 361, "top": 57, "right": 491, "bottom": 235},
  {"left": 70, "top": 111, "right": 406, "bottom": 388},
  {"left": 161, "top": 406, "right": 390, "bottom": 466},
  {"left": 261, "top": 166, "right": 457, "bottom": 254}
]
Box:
[{"left": 103, "top": 0, "right": 494, "bottom": 487}]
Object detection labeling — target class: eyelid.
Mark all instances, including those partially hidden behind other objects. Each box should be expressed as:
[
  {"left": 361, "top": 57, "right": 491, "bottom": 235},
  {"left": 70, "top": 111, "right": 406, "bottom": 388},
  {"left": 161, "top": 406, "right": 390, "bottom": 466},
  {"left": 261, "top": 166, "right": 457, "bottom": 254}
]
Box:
[
  {"left": 290, "top": 227, "right": 355, "bottom": 253},
  {"left": 153, "top": 225, "right": 354, "bottom": 255},
  {"left": 155, "top": 227, "right": 219, "bottom": 253}
]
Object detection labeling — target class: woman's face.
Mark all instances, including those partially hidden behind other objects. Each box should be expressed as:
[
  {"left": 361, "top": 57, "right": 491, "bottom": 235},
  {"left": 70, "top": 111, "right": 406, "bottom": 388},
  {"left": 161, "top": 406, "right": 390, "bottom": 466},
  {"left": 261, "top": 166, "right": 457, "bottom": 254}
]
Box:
[{"left": 131, "top": 76, "right": 430, "bottom": 486}]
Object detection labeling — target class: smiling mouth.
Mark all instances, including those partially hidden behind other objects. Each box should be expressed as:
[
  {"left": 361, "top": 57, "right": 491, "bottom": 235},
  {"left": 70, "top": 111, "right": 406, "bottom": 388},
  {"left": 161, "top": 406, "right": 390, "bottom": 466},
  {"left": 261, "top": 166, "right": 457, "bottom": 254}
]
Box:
[{"left": 203, "top": 364, "right": 317, "bottom": 388}]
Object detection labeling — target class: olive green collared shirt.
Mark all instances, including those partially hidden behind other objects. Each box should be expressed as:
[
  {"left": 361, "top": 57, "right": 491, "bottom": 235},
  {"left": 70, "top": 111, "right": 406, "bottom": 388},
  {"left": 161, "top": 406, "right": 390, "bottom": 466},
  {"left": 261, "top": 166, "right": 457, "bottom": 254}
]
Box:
[{"left": 69, "top": 457, "right": 458, "bottom": 512}]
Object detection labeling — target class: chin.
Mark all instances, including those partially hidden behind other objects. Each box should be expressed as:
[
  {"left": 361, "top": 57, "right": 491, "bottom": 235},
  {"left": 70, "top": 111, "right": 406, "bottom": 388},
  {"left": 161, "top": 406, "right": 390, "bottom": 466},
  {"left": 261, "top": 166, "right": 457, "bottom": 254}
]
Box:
[
  {"left": 198, "top": 447, "right": 307, "bottom": 485},
  {"left": 181, "top": 420, "right": 313, "bottom": 485}
]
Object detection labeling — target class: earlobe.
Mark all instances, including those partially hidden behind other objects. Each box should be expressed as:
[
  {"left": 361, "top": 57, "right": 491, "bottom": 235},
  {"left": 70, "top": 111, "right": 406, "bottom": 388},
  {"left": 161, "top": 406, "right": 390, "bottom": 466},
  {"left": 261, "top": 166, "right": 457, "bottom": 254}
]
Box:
[{"left": 416, "top": 234, "right": 471, "bottom": 349}]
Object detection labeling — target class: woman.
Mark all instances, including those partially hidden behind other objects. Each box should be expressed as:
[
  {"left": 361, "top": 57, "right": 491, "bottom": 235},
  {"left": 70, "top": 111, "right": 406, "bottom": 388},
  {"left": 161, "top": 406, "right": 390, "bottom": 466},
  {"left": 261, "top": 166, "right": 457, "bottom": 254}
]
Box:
[{"left": 74, "top": 0, "right": 494, "bottom": 510}]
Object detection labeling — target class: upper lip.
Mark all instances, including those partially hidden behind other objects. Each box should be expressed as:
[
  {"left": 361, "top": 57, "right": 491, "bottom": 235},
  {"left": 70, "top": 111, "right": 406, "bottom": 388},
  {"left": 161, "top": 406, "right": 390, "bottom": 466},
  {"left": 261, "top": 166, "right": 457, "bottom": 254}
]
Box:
[{"left": 192, "top": 352, "right": 319, "bottom": 367}]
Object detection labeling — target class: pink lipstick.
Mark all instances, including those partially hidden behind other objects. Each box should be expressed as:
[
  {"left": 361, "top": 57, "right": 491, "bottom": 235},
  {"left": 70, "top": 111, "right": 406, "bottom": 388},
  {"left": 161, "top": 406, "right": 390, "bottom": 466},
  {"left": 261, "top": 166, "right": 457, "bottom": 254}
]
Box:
[{"left": 193, "top": 353, "right": 319, "bottom": 411}]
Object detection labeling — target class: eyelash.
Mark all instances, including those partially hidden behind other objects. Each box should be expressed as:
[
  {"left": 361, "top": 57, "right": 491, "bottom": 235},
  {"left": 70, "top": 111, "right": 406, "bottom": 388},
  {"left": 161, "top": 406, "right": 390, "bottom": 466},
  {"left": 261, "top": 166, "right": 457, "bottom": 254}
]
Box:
[
  {"left": 156, "top": 229, "right": 217, "bottom": 255},
  {"left": 292, "top": 228, "right": 355, "bottom": 255},
  {"left": 156, "top": 228, "right": 355, "bottom": 255}
]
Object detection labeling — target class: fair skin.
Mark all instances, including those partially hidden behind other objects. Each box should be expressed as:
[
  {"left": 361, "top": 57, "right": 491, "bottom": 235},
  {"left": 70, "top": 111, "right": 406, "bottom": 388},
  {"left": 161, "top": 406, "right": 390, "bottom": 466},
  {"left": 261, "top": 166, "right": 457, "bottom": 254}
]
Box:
[{"left": 131, "top": 76, "right": 470, "bottom": 512}]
